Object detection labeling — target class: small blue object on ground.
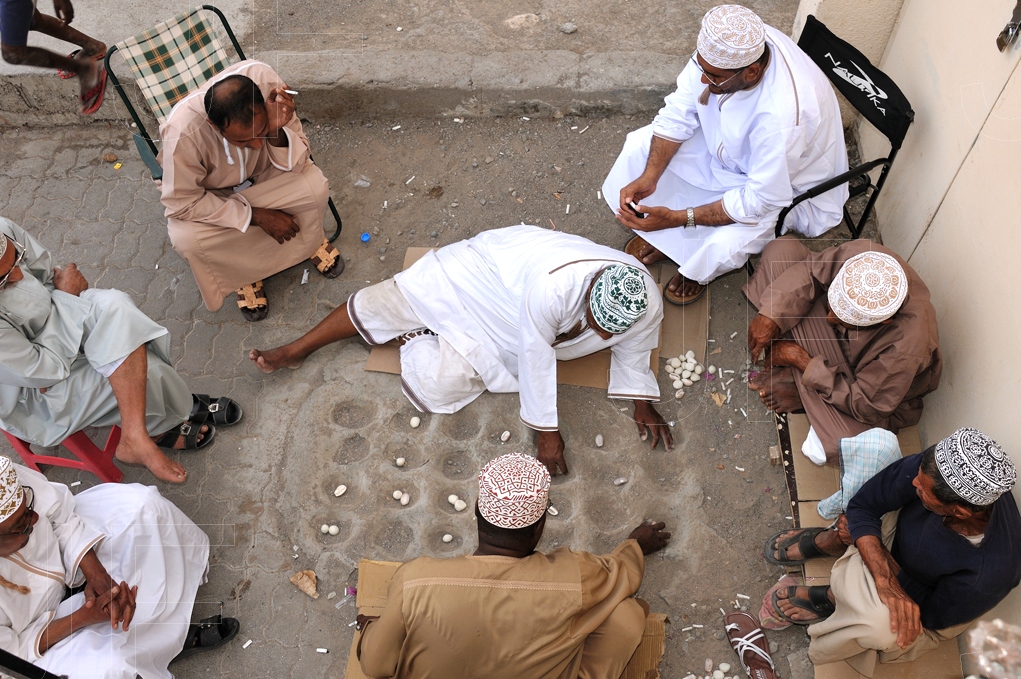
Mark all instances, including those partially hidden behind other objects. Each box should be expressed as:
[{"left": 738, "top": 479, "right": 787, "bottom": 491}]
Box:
[{"left": 360, "top": 233, "right": 371, "bottom": 242}]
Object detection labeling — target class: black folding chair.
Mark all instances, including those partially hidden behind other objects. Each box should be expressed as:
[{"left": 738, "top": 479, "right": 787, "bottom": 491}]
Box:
[
  {"left": 774, "top": 14, "right": 915, "bottom": 239},
  {"left": 103, "top": 5, "right": 342, "bottom": 241},
  {"left": 0, "top": 647, "right": 66, "bottom": 678}
]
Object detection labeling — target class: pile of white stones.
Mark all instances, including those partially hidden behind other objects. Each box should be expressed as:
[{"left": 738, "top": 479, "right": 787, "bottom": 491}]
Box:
[{"left": 665, "top": 349, "right": 716, "bottom": 399}]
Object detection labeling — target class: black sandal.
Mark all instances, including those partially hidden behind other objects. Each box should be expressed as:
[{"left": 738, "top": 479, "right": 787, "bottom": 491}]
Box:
[
  {"left": 171, "top": 614, "right": 240, "bottom": 664},
  {"left": 763, "top": 526, "right": 831, "bottom": 566},
  {"left": 771, "top": 585, "right": 835, "bottom": 625},
  {"left": 155, "top": 422, "right": 216, "bottom": 451},
  {"left": 190, "top": 394, "right": 243, "bottom": 427}
]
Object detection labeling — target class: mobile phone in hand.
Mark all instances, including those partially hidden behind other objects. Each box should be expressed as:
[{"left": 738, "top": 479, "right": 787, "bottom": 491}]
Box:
[{"left": 627, "top": 201, "right": 647, "bottom": 219}]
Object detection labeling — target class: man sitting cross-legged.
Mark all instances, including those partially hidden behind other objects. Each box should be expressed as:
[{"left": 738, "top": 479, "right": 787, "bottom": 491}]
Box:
[
  {"left": 356, "top": 453, "right": 671, "bottom": 679},
  {"left": 762, "top": 428, "right": 1020, "bottom": 676},
  {"left": 744, "top": 237, "right": 941, "bottom": 464},
  {"left": 0, "top": 217, "right": 242, "bottom": 483},
  {"left": 250, "top": 225, "right": 672, "bottom": 476},
  {"left": 158, "top": 60, "right": 343, "bottom": 321}
]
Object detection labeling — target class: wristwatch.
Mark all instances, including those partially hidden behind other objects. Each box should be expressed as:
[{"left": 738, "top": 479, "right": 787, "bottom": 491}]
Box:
[{"left": 686, "top": 207, "right": 695, "bottom": 228}]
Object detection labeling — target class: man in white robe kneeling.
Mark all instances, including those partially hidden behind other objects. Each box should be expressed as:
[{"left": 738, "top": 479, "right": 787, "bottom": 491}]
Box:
[
  {"left": 250, "top": 224, "right": 673, "bottom": 475},
  {"left": 602, "top": 4, "right": 848, "bottom": 305},
  {"left": 0, "top": 456, "right": 239, "bottom": 678}
]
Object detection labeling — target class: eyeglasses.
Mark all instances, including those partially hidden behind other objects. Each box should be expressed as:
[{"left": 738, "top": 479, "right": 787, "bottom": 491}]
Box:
[
  {"left": 0, "top": 487, "right": 35, "bottom": 537},
  {"left": 0, "top": 240, "right": 26, "bottom": 291},
  {"left": 690, "top": 52, "right": 746, "bottom": 88}
]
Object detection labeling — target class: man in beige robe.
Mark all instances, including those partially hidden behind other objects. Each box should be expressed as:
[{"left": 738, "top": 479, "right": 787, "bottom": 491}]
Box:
[
  {"left": 158, "top": 60, "right": 343, "bottom": 320},
  {"left": 744, "top": 237, "right": 941, "bottom": 464},
  {"left": 356, "top": 453, "right": 671, "bottom": 679}
]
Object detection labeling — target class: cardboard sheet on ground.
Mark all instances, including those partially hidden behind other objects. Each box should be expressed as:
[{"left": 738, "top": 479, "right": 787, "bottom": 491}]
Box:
[
  {"left": 344, "top": 559, "right": 668, "bottom": 679},
  {"left": 364, "top": 248, "right": 709, "bottom": 389}
]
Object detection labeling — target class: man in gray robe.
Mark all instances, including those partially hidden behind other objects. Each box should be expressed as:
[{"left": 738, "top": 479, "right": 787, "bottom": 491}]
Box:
[{"left": 0, "top": 217, "right": 217, "bottom": 483}]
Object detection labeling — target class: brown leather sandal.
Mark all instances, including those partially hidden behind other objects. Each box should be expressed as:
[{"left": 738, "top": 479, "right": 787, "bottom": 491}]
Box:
[
  {"left": 310, "top": 239, "right": 345, "bottom": 279},
  {"left": 236, "top": 280, "right": 268, "bottom": 322}
]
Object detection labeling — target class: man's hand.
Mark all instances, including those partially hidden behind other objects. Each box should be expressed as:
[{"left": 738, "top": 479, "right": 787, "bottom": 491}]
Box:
[
  {"left": 109, "top": 581, "right": 137, "bottom": 630},
  {"left": 627, "top": 520, "right": 671, "bottom": 555},
  {"left": 633, "top": 400, "right": 673, "bottom": 450},
  {"left": 748, "top": 313, "right": 781, "bottom": 363},
  {"left": 855, "top": 535, "right": 922, "bottom": 649},
  {"left": 619, "top": 174, "right": 658, "bottom": 214},
  {"left": 356, "top": 614, "right": 379, "bottom": 632},
  {"left": 264, "top": 88, "right": 295, "bottom": 138},
  {"left": 834, "top": 514, "right": 853, "bottom": 546},
  {"left": 53, "top": 0, "right": 74, "bottom": 23},
  {"left": 77, "top": 586, "right": 120, "bottom": 628},
  {"left": 80, "top": 550, "right": 136, "bottom": 629},
  {"left": 53, "top": 263, "right": 88, "bottom": 296},
  {"left": 764, "top": 340, "right": 811, "bottom": 373},
  {"left": 536, "top": 430, "right": 568, "bottom": 476},
  {"left": 251, "top": 207, "right": 300, "bottom": 244},
  {"left": 615, "top": 205, "right": 683, "bottom": 233}
]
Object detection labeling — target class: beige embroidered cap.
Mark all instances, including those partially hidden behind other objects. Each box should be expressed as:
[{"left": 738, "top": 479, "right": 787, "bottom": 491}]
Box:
[
  {"left": 827, "top": 251, "right": 908, "bottom": 326},
  {"left": 477, "top": 453, "right": 551, "bottom": 529},
  {"left": 0, "top": 457, "right": 24, "bottom": 524},
  {"left": 697, "top": 5, "right": 766, "bottom": 70}
]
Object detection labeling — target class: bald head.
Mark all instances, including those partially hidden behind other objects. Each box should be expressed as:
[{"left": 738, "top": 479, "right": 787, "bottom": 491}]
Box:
[{"left": 204, "top": 74, "right": 264, "bottom": 131}]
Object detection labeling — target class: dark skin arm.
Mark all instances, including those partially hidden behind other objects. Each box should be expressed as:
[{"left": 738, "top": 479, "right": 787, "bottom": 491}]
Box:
[
  {"left": 747, "top": 313, "right": 781, "bottom": 363},
  {"left": 38, "top": 586, "right": 120, "bottom": 654},
  {"left": 615, "top": 199, "right": 735, "bottom": 233},
  {"left": 250, "top": 208, "right": 300, "bottom": 244},
  {"left": 764, "top": 340, "right": 812, "bottom": 373},
  {"left": 855, "top": 534, "right": 922, "bottom": 648},
  {"left": 537, "top": 430, "right": 568, "bottom": 476},
  {"left": 79, "top": 549, "right": 137, "bottom": 630},
  {"left": 263, "top": 88, "right": 295, "bottom": 148},
  {"left": 52, "top": 0, "right": 73, "bottom": 23},
  {"left": 633, "top": 400, "right": 673, "bottom": 450},
  {"left": 627, "top": 520, "right": 671, "bottom": 554}
]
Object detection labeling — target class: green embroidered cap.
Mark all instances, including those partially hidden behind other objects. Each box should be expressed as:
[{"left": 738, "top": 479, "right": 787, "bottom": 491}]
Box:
[{"left": 589, "top": 265, "right": 649, "bottom": 334}]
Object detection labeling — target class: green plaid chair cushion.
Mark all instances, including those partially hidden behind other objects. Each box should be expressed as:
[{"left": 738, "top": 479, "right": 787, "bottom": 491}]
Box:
[{"left": 115, "top": 6, "right": 233, "bottom": 124}]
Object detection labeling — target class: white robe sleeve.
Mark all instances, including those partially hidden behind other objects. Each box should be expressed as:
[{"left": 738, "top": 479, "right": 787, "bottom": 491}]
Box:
[
  {"left": 0, "top": 604, "right": 54, "bottom": 663},
  {"left": 719, "top": 117, "right": 796, "bottom": 225},
  {"left": 607, "top": 317, "right": 661, "bottom": 402},
  {"left": 516, "top": 282, "right": 564, "bottom": 431},
  {"left": 650, "top": 64, "right": 703, "bottom": 144}
]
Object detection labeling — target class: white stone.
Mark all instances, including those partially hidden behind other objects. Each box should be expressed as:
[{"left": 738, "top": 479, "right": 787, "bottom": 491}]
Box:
[
  {"left": 547, "top": 506, "right": 559, "bottom": 516},
  {"left": 665, "top": 365, "right": 676, "bottom": 374},
  {"left": 708, "top": 365, "right": 717, "bottom": 374},
  {"left": 395, "top": 457, "right": 406, "bottom": 467},
  {"left": 333, "top": 484, "right": 347, "bottom": 497},
  {"left": 694, "top": 364, "right": 704, "bottom": 375},
  {"left": 329, "top": 525, "right": 340, "bottom": 535},
  {"left": 410, "top": 416, "right": 421, "bottom": 428},
  {"left": 672, "top": 379, "right": 683, "bottom": 390},
  {"left": 442, "top": 534, "right": 453, "bottom": 543},
  {"left": 595, "top": 434, "right": 604, "bottom": 447},
  {"left": 400, "top": 493, "right": 410, "bottom": 506},
  {"left": 705, "top": 659, "right": 714, "bottom": 673},
  {"left": 685, "top": 361, "right": 696, "bottom": 372},
  {"left": 320, "top": 524, "right": 330, "bottom": 534},
  {"left": 675, "top": 389, "right": 685, "bottom": 399},
  {"left": 392, "top": 490, "right": 403, "bottom": 500},
  {"left": 669, "top": 358, "right": 682, "bottom": 368},
  {"left": 448, "top": 494, "right": 459, "bottom": 505},
  {"left": 682, "top": 378, "right": 693, "bottom": 386},
  {"left": 681, "top": 370, "right": 692, "bottom": 379},
  {"left": 719, "top": 663, "right": 731, "bottom": 673},
  {"left": 686, "top": 350, "right": 696, "bottom": 360},
  {"left": 713, "top": 671, "right": 724, "bottom": 679},
  {"left": 691, "top": 373, "right": 701, "bottom": 382},
  {"left": 453, "top": 499, "right": 467, "bottom": 512},
  {"left": 501, "top": 430, "right": 511, "bottom": 442}
]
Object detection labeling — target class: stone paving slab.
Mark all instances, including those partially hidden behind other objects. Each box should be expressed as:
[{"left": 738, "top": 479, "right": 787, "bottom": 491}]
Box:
[{"left": 0, "top": 117, "right": 848, "bottom": 677}]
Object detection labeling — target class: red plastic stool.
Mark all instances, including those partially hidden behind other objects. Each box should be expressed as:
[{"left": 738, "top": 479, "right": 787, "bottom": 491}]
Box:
[{"left": 1, "top": 427, "right": 124, "bottom": 483}]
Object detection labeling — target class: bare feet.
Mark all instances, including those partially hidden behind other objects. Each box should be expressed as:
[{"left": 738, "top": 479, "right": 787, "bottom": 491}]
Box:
[
  {"left": 769, "top": 527, "right": 846, "bottom": 562},
  {"left": 775, "top": 585, "right": 835, "bottom": 623},
  {"left": 115, "top": 433, "right": 188, "bottom": 483},
  {"left": 78, "top": 40, "right": 107, "bottom": 59},
  {"left": 635, "top": 241, "right": 668, "bottom": 266},
  {"left": 665, "top": 272, "right": 705, "bottom": 298},
  {"left": 249, "top": 346, "right": 304, "bottom": 373},
  {"left": 749, "top": 366, "right": 803, "bottom": 412}
]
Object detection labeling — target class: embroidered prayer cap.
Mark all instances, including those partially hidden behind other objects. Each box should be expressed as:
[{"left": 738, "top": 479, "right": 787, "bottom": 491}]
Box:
[
  {"left": 697, "top": 5, "right": 766, "bottom": 70},
  {"left": 934, "top": 428, "right": 1016, "bottom": 506},
  {"left": 477, "top": 453, "right": 551, "bottom": 529},
  {"left": 0, "top": 233, "right": 7, "bottom": 262},
  {"left": 589, "top": 265, "right": 649, "bottom": 335},
  {"left": 827, "top": 251, "right": 908, "bottom": 327},
  {"left": 0, "top": 457, "right": 23, "bottom": 524}
]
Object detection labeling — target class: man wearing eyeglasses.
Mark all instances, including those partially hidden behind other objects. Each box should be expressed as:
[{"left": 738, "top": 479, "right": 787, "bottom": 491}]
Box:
[
  {"left": 602, "top": 4, "right": 849, "bottom": 306},
  {"left": 0, "top": 216, "right": 235, "bottom": 483}
]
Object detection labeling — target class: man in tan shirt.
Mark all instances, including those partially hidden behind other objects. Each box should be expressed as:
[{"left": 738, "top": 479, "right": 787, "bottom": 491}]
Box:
[
  {"left": 356, "top": 453, "right": 670, "bottom": 678},
  {"left": 744, "top": 237, "right": 941, "bottom": 463},
  {"left": 158, "top": 60, "right": 343, "bottom": 321}
]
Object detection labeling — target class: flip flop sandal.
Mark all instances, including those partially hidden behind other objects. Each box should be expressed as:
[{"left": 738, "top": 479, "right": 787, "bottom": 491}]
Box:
[
  {"left": 58, "top": 49, "right": 103, "bottom": 79},
  {"left": 763, "top": 526, "right": 831, "bottom": 566},
  {"left": 191, "top": 394, "right": 243, "bottom": 426},
  {"left": 236, "top": 280, "right": 268, "bottom": 322},
  {"left": 310, "top": 238, "right": 345, "bottom": 279},
  {"left": 771, "top": 585, "right": 835, "bottom": 625},
  {"left": 664, "top": 281, "right": 706, "bottom": 306},
  {"left": 79, "top": 66, "right": 108, "bottom": 116},
  {"left": 155, "top": 422, "right": 216, "bottom": 451},
  {"left": 623, "top": 235, "right": 670, "bottom": 265},
  {"left": 724, "top": 611, "right": 777, "bottom": 679},
  {"left": 171, "top": 615, "right": 240, "bottom": 664}
]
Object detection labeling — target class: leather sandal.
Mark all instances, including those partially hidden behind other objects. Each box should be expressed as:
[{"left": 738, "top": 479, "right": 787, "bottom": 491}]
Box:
[
  {"left": 663, "top": 273, "right": 706, "bottom": 306},
  {"left": 310, "top": 238, "right": 344, "bottom": 279},
  {"left": 155, "top": 422, "right": 216, "bottom": 451},
  {"left": 724, "top": 611, "right": 777, "bottom": 679},
  {"left": 190, "top": 394, "right": 243, "bottom": 427},
  {"left": 771, "top": 585, "right": 835, "bottom": 625},
  {"left": 236, "top": 280, "right": 268, "bottom": 322},
  {"left": 79, "top": 65, "right": 108, "bottom": 116},
  {"left": 171, "top": 615, "right": 240, "bottom": 664},
  {"left": 763, "top": 526, "right": 831, "bottom": 566}
]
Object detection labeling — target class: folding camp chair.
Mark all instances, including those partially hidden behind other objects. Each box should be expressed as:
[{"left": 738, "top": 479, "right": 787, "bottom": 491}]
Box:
[
  {"left": 774, "top": 15, "right": 915, "bottom": 239},
  {"left": 103, "top": 5, "right": 342, "bottom": 241}
]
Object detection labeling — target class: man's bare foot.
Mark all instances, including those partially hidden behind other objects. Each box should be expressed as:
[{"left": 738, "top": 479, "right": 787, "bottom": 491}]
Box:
[
  {"left": 249, "top": 346, "right": 304, "bottom": 373},
  {"left": 78, "top": 40, "right": 107, "bottom": 59},
  {"left": 775, "top": 585, "right": 835, "bottom": 623},
  {"left": 115, "top": 434, "right": 188, "bottom": 483},
  {"left": 666, "top": 272, "right": 705, "bottom": 298},
  {"left": 750, "top": 366, "right": 803, "bottom": 412},
  {"left": 625, "top": 236, "right": 670, "bottom": 266},
  {"left": 770, "top": 527, "right": 846, "bottom": 562}
]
